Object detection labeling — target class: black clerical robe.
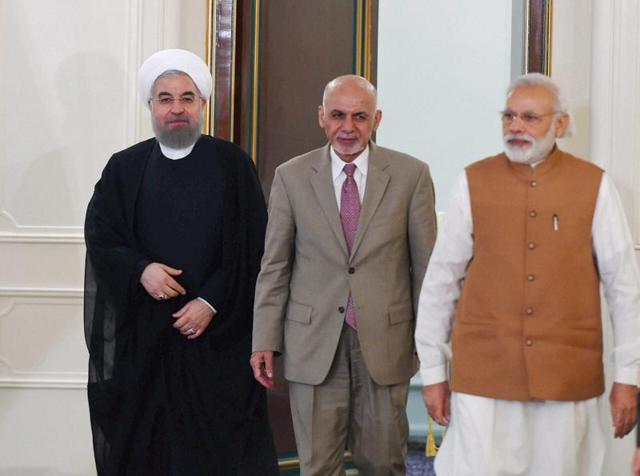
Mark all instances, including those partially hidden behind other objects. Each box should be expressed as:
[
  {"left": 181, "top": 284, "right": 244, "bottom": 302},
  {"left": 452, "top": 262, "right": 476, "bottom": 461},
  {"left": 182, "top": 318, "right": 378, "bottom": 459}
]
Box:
[{"left": 84, "top": 135, "right": 277, "bottom": 475}]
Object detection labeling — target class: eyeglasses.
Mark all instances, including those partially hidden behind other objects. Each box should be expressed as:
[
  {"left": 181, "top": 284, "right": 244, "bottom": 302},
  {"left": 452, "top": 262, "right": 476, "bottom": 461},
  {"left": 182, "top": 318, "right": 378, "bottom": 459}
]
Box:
[
  {"left": 500, "top": 110, "right": 560, "bottom": 125},
  {"left": 150, "top": 95, "right": 199, "bottom": 107}
]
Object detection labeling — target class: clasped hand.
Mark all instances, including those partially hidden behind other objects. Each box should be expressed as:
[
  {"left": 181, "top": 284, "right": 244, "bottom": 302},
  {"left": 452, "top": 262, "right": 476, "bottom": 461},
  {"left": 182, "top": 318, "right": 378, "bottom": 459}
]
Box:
[{"left": 140, "top": 262, "right": 214, "bottom": 339}]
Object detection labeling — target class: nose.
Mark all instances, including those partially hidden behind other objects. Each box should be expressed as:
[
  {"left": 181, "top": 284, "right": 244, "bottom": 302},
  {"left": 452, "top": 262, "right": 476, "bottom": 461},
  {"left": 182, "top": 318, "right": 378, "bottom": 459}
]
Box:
[
  {"left": 342, "top": 116, "right": 354, "bottom": 132},
  {"left": 508, "top": 116, "right": 525, "bottom": 134},
  {"left": 169, "top": 99, "right": 185, "bottom": 114}
]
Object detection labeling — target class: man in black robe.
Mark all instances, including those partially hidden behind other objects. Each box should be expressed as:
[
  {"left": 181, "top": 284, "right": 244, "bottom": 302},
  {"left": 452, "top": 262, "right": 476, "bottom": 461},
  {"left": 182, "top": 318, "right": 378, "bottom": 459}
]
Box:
[{"left": 84, "top": 48, "right": 278, "bottom": 476}]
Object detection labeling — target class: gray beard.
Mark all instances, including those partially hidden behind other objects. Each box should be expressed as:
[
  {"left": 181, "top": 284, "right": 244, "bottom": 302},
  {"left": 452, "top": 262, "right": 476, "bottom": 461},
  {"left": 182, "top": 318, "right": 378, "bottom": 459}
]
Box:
[
  {"left": 153, "top": 118, "right": 203, "bottom": 149},
  {"left": 504, "top": 123, "right": 557, "bottom": 165}
]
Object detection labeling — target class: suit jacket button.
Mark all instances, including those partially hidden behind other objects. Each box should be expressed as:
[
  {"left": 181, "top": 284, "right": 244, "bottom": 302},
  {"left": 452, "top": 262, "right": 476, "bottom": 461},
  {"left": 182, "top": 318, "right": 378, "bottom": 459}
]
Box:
[
  {"left": 348, "top": 267, "right": 355, "bottom": 274},
  {"left": 338, "top": 306, "right": 345, "bottom": 313}
]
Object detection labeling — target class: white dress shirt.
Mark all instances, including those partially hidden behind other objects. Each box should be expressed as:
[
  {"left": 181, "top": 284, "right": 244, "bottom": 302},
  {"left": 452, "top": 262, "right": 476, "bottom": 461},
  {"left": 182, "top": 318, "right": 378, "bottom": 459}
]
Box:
[
  {"left": 415, "top": 169, "right": 640, "bottom": 386},
  {"left": 330, "top": 146, "right": 368, "bottom": 208}
]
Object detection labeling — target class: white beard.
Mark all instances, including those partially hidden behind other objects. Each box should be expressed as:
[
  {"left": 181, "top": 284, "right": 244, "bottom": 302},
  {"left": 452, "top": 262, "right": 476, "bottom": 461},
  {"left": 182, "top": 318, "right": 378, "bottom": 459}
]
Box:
[{"left": 504, "top": 122, "right": 557, "bottom": 165}]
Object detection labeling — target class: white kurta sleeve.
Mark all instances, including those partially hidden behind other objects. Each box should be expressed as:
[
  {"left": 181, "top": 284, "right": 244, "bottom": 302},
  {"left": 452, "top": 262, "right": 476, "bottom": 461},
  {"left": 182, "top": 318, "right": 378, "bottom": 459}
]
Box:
[
  {"left": 415, "top": 172, "right": 474, "bottom": 385},
  {"left": 592, "top": 173, "right": 640, "bottom": 385}
]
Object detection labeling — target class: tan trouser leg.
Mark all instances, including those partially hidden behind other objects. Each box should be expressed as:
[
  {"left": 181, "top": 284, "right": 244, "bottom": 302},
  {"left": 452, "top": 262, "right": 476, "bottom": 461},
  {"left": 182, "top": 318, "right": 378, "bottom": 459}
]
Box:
[{"left": 289, "top": 325, "right": 410, "bottom": 476}]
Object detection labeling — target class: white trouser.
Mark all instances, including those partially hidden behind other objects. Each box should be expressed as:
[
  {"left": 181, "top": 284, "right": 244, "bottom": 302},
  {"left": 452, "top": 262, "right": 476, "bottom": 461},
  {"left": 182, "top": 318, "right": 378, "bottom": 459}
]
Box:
[{"left": 435, "top": 392, "right": 608, "bottom": 476}]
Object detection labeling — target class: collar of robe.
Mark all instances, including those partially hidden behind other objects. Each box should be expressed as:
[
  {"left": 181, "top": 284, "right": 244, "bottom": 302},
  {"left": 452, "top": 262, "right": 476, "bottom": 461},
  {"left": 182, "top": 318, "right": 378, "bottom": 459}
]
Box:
[{"left": 158, "top": 141, "right": 196, "bottom": 160}]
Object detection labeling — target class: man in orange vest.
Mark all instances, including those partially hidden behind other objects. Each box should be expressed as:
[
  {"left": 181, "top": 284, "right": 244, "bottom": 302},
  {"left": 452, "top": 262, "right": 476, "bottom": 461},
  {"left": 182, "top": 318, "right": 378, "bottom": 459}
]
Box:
[{"left": 415, "top": 73, "right": 640, "bottom": 475}]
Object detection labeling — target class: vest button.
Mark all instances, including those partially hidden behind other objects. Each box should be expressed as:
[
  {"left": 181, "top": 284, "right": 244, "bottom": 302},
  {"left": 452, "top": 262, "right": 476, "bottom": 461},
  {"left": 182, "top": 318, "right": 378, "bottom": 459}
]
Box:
[
  {"left": 528, "top": 242, "right": 536, "bottom": 250},
  {"left": 338, "top": 306, "right": 345, "bottom": 313},
  {"left": 348, "top": 267, "right": 355, "bottom": 274},
  {"left": 530, "top": 180, "right": 537, "bottom": 187},
  {"left": 526, "top": 307, "right": 534, "bottom": 315},
  {"left": 527, "top": 274, "right": 535, "bottom": 281},
  {"left": 526, "top": 339, "right": 533, "bottom": 346},
  {"left": 529, "top": 210, "right": 537, "bottom": 218}
]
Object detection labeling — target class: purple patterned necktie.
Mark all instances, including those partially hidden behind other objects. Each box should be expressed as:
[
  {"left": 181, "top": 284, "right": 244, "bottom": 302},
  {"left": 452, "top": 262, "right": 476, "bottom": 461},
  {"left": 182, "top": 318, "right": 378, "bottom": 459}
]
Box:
[{"left": 340, "top": 163, "right": 360, "bottom": 329}]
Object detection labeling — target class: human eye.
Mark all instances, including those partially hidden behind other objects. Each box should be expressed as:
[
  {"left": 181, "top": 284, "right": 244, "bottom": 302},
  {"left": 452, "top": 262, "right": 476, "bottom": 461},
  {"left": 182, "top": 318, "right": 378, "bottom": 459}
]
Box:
[
  {"left": 180, "top": 96, "right": 195, "bottom": 105},
  {"left": 522, "top": 112, "right": 541, "bottom": 124},
  {"left": 354, "top": 113, "right": 368, "bottom": 121},
  {"left": 158, "top": 97, "right": 173, "bottom": 105},
  {"left": 331, "top": 111, "right": 344, "bottom": 119},
  {"left": 501, "top": 111, "right": 516, "bottom": 123}
]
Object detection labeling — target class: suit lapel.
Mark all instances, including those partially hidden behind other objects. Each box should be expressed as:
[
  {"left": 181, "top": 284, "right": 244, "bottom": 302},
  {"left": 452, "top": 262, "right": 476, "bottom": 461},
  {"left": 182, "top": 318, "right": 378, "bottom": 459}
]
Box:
[
  {"left": 350, "top": 143, "right": 390, "bottom": 259},
  {"left": 309, "top": 145, "right": 349, "bottom": 257}
]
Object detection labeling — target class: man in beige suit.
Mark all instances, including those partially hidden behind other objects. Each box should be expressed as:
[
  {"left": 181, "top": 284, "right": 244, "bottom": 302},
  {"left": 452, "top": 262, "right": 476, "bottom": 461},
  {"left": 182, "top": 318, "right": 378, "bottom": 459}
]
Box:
[{"left": 251, "top": 75, "right": 437, "bottom": 475}]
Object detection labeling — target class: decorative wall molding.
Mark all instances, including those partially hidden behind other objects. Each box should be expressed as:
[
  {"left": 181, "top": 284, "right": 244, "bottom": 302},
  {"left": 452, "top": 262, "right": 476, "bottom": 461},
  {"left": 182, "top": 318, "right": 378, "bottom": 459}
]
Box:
[
  {"left": 0, "top": 234, "right": 84, "bottom": 244},
  {"left": 0, "top": 211, "right": 83, "bottom": 243},
  {"left": 0, "top": 287, "right": 83, "bottom": 320},
  {"left": 0, "top": 288, "right": 86, "bottom": 389},
  {"left": 0, "top": 288, "right": 83, "bottom": 299},
  {"left": 0, "top": 374, "right": 86, "bottom": 390}
]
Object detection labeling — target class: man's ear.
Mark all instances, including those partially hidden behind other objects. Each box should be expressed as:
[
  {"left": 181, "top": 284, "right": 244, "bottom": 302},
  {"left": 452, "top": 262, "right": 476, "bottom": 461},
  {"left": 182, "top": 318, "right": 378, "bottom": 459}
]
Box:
[
  {"left": 318, "top": 105, "right": 325, "bottom": 128},
  {"left": 554, "top": 113, "right": 569, "bottom": 138},
  {"left": 373, "top": 110, "right": 382, "bottom": 131}
]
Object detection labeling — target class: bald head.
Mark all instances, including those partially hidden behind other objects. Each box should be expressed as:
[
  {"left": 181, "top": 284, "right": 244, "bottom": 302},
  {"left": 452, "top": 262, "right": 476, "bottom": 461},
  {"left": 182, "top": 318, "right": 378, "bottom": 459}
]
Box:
[
  {"left": 322, "top": 75, "right": 378, "bottom": 110},
  {"left": 318, "top": 74, "right": 382, "bottom": 162}
]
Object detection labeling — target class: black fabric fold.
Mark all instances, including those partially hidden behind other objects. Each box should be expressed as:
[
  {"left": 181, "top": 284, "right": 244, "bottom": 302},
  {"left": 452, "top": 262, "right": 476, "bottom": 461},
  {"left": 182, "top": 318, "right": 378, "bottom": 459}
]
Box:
[{"left": 84, "top": 136, "right": 277, "bottom": 475}]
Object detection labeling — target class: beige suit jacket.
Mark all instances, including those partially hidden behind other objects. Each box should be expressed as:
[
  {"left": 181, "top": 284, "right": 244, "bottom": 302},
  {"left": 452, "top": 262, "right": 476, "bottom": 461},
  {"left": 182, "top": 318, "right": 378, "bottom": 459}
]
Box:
[{"left": 252, "top": 142, "right": 437, "bottom": 386}]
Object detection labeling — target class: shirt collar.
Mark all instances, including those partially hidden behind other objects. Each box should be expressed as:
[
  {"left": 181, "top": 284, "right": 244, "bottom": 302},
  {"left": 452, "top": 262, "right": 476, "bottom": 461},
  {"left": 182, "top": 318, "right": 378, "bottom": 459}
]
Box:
[
  {"left": 330, "top": 145, "right": 369, "bottom": 181},
  {"left": 158, "top": 141, "right": 196, "bottom": 160}
]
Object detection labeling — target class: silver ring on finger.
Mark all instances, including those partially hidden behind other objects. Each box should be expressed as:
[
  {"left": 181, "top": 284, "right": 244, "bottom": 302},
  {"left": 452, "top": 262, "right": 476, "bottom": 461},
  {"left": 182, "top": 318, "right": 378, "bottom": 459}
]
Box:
[
  {"left": 157, "top": 293, "right": 165, "bottom": 300},
  {"left": 187, "top": 328, "right": 196, "bottom": 335}
]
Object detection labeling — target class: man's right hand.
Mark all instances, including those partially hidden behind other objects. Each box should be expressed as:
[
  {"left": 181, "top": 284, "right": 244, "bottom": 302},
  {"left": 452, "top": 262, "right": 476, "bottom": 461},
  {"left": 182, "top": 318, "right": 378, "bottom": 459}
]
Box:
[
  {"left": 423, "top": 381, "right": 451, "bottom": 426},
  {"left": 250, "top": 351, "right": 275, "bottom": 389},
  {"left": 140, "top": 262, "right": 187, "bottom": 300}
]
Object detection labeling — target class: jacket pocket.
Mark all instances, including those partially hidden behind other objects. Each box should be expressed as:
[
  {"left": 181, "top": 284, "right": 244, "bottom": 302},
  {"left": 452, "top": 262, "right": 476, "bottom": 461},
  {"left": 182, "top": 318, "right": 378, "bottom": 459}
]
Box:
[
  {"left": 286, "top": 301, "right": 313, "bottom": 324},
  {"left": 387, "top": 302, "right": 413, "bottom": 325}
]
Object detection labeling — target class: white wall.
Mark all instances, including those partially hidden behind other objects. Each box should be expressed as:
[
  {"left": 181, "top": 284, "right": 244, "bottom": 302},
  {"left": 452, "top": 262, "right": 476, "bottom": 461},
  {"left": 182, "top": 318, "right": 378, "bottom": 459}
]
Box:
[
  {"left": 377, "top": 0, "right": 513, "bottom": 213},
  {"left": 552, "top": 0, "right": 592, "bottom": 161},
  {"left": 0, "top": 1, "right": 205, "bottom": 473}
]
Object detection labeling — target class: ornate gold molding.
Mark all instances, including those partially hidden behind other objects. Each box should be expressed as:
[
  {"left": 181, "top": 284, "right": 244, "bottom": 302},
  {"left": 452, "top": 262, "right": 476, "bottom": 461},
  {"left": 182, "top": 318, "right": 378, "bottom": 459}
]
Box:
[
  {"left": 525, "top": 0, "right": 553, "bottom": 75},
  {"left": 354, "top": 0, "right": 374, "bottom": 80}
]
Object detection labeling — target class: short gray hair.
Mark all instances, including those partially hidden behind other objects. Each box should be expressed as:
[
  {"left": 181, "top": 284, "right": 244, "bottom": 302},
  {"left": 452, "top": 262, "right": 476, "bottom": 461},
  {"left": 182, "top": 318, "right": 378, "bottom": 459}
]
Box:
[{"left": 507, "top": 73, "right": 574, "bottom": 137}]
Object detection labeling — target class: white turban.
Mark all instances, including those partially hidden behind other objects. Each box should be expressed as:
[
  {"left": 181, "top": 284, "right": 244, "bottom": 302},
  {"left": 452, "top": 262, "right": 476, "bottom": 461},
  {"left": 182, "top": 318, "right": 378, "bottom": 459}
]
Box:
[{"left": 138, "top": 48, "right": 212, "bottom": 108}]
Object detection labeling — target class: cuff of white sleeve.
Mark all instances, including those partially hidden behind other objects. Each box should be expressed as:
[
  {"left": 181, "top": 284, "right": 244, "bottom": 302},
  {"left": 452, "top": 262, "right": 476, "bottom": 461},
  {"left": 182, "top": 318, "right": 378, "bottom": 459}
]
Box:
[
  {"left": 614, "top": 366, "right": 639, "bottom": 386},
  {"left": 420, "top": 365, "right": 448, "bottom": 386},
  {"left": 197, "top": 297, "right": 217, "bottom": 315}
]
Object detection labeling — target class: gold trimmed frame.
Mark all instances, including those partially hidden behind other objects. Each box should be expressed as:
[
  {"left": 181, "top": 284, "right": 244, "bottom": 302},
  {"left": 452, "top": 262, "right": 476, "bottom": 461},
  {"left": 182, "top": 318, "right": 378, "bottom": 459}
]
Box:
[
  {"left": 354, "top": 0, "right": 373, "bottom": 80},
  {"left": 524, "top": 0, "right": 553, "bottom": 75},
  {"left": 204, "top": 0, "right": 215, "bottom": 135},
  {"left": 204, "top": 0, "right": 238, "bottom": 141}
]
